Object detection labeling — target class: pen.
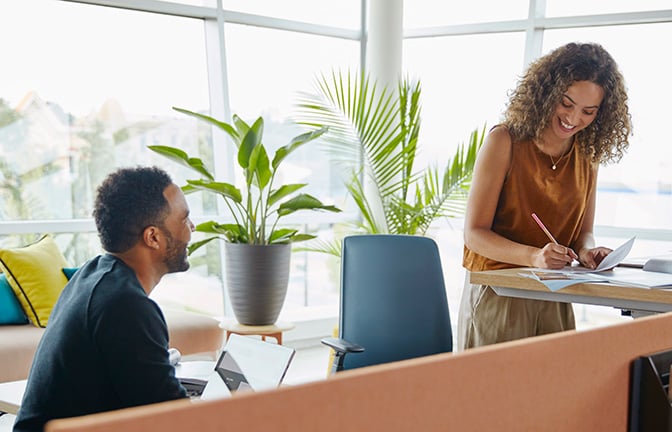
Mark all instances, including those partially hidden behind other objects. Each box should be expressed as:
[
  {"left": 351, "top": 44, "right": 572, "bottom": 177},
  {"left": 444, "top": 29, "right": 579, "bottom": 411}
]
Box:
[{"left": 531, "top": 212, "right": 578, "bottom": 260}]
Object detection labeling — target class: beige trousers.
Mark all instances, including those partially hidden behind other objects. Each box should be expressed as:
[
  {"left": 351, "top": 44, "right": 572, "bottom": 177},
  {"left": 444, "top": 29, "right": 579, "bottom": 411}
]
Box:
[{"left": 457, "top": 272, "right": 575, "bottom": 350}]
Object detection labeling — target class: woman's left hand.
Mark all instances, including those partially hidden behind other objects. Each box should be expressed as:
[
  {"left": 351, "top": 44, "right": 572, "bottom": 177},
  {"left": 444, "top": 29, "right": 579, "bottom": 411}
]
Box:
[{"left": 579, "top": 246, "right": 613, "bottom": 269}]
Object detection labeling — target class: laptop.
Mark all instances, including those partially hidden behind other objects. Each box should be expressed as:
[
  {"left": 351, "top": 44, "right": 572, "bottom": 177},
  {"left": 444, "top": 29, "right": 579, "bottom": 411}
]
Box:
[{"left": 180, "top": 333, "right": 295, "bottom": 400}]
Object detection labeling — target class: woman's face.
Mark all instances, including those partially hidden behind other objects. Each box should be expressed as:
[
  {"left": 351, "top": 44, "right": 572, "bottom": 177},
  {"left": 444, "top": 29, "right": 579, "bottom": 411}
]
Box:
[{"left": 550, "top": 80, "right": 604, "bottom": 141}]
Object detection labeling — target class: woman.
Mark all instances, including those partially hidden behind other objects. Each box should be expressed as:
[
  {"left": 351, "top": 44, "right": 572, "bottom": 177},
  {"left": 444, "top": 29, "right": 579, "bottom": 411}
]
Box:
[{"left": 458, "top": 42, "right": 632, "bottom": 349}]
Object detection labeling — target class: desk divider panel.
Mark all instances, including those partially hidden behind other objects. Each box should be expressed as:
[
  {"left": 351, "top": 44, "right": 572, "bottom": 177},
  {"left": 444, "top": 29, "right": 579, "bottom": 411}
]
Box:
[{"left": 47, "top": 312, "right": 672, "bottom": 432}]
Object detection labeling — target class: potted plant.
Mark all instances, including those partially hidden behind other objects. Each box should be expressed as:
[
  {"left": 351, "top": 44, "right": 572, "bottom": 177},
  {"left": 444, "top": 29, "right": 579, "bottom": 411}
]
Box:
[
  {"left": 149, "top": 107, "right": 341, "bottom": 325},
  {"left": 293, "top": 70, "right": 484, "bottom": 255}
]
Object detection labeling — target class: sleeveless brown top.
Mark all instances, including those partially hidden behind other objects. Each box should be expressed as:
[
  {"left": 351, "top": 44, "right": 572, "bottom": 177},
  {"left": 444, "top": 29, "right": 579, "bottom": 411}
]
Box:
[{"left": 463, "top": 136, "right": 597, "bottom": 271}]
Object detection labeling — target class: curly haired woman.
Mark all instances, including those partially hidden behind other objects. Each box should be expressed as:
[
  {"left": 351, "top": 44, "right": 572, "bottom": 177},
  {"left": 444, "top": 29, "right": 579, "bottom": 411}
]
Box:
[{"left": 458, "top": 42, "right": 632, "bottom": 349}]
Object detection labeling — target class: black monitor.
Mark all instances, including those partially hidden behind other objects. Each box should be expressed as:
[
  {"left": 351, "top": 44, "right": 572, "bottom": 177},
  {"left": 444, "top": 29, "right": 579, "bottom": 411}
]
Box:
[{"left": 629, "top": 348, "right": 672, "bottom": 431}]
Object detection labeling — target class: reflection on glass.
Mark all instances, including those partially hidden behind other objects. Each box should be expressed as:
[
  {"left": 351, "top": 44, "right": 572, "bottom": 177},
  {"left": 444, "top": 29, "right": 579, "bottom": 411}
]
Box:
[{"left": 544, "top": 24, "right": 672, "bottom": 230}]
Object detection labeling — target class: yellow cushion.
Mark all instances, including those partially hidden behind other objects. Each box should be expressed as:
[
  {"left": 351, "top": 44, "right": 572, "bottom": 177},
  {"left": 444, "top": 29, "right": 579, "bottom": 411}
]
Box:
[{"left": 0, "top": 235, "right": 69, "bottom": 327}]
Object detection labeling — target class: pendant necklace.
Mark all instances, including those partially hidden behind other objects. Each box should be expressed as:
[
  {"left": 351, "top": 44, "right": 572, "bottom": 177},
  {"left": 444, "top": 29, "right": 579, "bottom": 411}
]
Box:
[
  {"left": 548, "top": 141, "right": 573, "bottom": 170},
  {"left": 549, "top": 154, "right": 559, "bottom": 170}
]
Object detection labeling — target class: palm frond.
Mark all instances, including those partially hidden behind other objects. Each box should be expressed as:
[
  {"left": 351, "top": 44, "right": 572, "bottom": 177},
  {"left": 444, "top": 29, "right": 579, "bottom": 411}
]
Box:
[
  {"left": 292, "top": 238, "right": 342, "bottom": 257},
  {"left": 295, "top": 70, "right": 416, "bottom": 206},
  {"left": 294, "top": 70, "right": 485, "bottom": 251}
]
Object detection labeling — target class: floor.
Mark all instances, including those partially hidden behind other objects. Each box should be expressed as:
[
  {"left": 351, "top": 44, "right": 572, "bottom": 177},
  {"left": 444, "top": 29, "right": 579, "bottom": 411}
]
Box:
[{"left": 283, "top": 343, "right": 332, "bottom": 385}]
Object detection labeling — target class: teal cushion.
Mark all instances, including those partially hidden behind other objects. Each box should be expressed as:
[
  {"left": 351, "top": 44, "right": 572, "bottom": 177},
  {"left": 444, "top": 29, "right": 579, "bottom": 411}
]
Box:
[
  {"left": 0, "top": 273, "right": 28, "bottom": 325},
  {"left": 62, "top": 267, "right": 79, "bottom": 280}
]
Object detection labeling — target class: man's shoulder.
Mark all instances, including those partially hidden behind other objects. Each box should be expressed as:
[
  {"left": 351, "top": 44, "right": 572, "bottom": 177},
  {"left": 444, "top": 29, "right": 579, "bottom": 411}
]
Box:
[{"left": 78, "top": 255, "right": 137, "bottom": 289}]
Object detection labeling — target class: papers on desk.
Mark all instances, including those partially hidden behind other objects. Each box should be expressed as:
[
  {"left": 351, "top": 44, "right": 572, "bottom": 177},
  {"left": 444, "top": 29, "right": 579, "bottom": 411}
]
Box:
[
  {"left": 594, "top": 236, "right": 636, "bottom": 271},
  {"left": 520, "top": 236, "right": 672, "bottom": 291},
  {"left": 521, "top": 271, "right": 609, "bottom": 292}
]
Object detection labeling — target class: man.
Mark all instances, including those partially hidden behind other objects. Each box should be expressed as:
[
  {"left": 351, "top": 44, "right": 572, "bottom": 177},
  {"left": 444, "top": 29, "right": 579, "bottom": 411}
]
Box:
[{"left": 14, "top": 167, "right": 194, "bottom": 432}]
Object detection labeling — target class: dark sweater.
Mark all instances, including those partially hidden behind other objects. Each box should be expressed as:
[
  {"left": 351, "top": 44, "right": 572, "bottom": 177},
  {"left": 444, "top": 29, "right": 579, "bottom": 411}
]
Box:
[{"left": 14, "top": 254, "right": 186, "bottom": 432}]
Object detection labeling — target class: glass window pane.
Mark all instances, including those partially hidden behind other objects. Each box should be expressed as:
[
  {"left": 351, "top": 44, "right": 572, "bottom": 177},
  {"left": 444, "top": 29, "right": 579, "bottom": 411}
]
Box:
[
  {"left": 546, "top": 0, "right": 671, "bottom": 17},
  {"left": 0, "top": 0, "right": 211, "bottom": 221},
  {"left": 223, "top": 24, "right": 358, "bottom": 309},
  {"left": 224, "top": 24, "right": 358, "bottom": 205},
  {"left": 404, "top": 0, "right": 529, "bottom": 28},
  {"left": 403, "top": 32, "right": 526, "bottom": 169},
  {"left": 223, "top": 0, "right": 361, "bottom": 29},
  {"left": 543, "top": 23, "right": 672, "bottom": 231},
  {"left": 403, "top": 32, "right": 526, "bottom": 310},
  {"left": 0, "top": 0, "right": 222, "bottom": 316}
]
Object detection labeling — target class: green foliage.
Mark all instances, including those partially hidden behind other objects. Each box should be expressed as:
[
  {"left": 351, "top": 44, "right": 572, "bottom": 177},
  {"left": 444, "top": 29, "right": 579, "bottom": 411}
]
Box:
[
  {"left": 149, "top": 107, "right": 341, "bottom": 251},
  {"left": 294, "top": 70, "right": 484, "bottom": 256}
]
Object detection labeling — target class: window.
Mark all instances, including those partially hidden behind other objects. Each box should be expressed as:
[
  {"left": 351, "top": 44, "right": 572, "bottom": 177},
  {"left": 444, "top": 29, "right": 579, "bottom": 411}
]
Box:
[
  {"left": 546, "top": 0, "right": 671, "bottom": 17},
  {"left": 543, "top": 23, "right": 672, "bottom": 232},
  {"left": 0, "top": 0, "right": 359, "bottom": 320},
  {"left": 222, "top": 0, "right": 361, "bottom": 29},
  {"left": 403, "top": 0, "right": 529, "bottom": 28},
  {"left": 403, "top": 32, "right": 526, "bottom": 316},
  {"left": 0, "top": 0, "right": 218, "bottom": 314},
  {"left": 402, "top": 1, "right": 672, "bottom": 327}
]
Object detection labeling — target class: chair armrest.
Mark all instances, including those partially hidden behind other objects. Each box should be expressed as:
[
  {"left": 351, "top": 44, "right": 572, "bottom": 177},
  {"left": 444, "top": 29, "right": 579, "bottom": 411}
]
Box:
[{"left": 321, "top": 337, "right": 364, "bottom": 374}]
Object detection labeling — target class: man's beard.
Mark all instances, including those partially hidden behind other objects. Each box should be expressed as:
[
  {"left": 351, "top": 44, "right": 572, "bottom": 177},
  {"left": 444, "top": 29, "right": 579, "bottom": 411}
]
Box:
[{"left": 162, "top": 230, "right": 190, "bottom": 273}]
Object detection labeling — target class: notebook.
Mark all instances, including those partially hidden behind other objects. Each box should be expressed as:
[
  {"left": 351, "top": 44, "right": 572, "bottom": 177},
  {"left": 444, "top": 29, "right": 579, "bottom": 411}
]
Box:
[{"left": 182, "top": 333, "right": 295, "bottom": 400}]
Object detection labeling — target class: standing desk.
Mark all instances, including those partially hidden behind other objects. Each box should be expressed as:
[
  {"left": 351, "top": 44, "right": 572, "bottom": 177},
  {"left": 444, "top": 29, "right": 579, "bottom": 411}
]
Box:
[{"left": 470, "top": 267, "right": 672, "bottom": 316}]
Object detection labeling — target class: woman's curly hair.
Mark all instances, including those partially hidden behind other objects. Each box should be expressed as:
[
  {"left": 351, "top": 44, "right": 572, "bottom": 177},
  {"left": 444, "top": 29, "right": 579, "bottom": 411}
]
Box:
[{"left": 504, "top": 42, "right": 632, "bottom": 164}]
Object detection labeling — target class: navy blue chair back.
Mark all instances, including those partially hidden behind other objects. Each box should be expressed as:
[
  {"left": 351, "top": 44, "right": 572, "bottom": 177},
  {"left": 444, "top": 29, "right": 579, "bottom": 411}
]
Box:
[{"left": 338, "top": 234, "right": 453, "bottom": 370}]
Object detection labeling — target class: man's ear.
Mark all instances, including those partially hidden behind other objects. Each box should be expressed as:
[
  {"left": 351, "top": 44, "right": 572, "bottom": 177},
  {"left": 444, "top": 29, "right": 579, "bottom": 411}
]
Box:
[{"left": 143, "top": 226, "right": 162, "bottom": 250}]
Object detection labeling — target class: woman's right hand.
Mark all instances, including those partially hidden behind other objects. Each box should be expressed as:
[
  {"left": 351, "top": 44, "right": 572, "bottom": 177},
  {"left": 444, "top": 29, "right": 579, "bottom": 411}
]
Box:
[{"left": 532, "top": 243, "right": 577, "bottom": 269}]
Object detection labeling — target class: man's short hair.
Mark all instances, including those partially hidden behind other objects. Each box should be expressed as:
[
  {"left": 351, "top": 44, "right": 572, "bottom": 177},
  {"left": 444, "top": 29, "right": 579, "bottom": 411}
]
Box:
[{"left": 93, "top": 166, "right": 174, "bottom": 253}]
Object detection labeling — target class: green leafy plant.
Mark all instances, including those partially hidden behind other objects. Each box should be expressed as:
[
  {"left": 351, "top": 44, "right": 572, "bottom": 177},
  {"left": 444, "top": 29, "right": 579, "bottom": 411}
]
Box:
[
  {"left": 294, "top": 70, "right": 484, "bottom": 255},
  {"left": 149, "top": 107, "right": 341, "bottom": 252}
]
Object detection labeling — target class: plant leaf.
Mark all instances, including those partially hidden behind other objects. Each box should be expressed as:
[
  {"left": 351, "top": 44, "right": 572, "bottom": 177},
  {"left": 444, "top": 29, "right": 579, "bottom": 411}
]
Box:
[
  {"left": 148, "top": 145, "right": 214, "bottom": 180},
  {"left": 187, "top": 179, "right": 243, "bottom": 203},
  {"left": 271, "top": 127, "right": 328, "bottom": 170},
  {"left": 187, "top": 236, "right": 220, "bottom": 255},
  {"left": 239, "top": 117, "right": 263, "bottom": 169},
  {"left": 249, "top": 144, "right": 271, "bottom": 190},
  {"left": 195, "top": 222, "right": 248, "bottom": 243},
  {"left": 268, "top": 183, "right": 306, "bottom": 207},
  {"left": 293, "top": 238, "right": 342, "bottom": 256},
  {"left": 269, "top": 228, "right": 298, "bottom": 244},
  {"left": 277, "top": 193, "right": 342, "bottom": 216},
  {"left": 172, "top": 107, "right": 239, "bottom": 144},
  {"left": 286, "top": 233, "right": 316, "bottom": 243}
]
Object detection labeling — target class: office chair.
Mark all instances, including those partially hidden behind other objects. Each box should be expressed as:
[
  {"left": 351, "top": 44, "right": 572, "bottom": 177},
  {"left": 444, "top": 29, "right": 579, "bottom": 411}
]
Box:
[{"left": 322, "top": 234, "right": 453, "bottom": 373}]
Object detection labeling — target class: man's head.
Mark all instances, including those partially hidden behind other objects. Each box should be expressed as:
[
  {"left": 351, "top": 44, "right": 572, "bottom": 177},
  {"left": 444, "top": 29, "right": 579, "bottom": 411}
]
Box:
[{"left": 93, "top": 166, "right": 193, "bottom": 273}]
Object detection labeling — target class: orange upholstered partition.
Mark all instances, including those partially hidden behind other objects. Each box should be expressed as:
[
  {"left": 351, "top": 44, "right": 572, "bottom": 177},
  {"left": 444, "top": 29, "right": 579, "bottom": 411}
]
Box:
[{"left": 46, "top": 312, "right": 672, "bottom": 432}]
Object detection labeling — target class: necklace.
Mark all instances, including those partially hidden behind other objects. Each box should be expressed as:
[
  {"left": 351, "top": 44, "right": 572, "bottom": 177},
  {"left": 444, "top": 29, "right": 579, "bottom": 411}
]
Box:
[{"left": 547, "top": 141, "right": 573, "bottom": 170}]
